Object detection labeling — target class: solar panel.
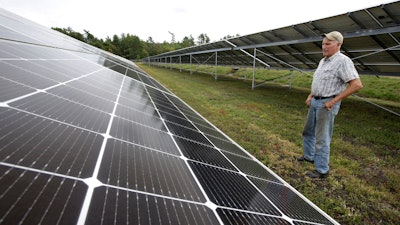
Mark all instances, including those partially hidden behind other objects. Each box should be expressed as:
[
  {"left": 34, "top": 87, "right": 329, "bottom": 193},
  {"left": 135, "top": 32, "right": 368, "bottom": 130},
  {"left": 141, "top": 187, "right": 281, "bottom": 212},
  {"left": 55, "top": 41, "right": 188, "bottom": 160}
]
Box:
[
  {"left": 0, "top": 8, "right": 338, "bottom": 225},
  {"left": 147, "top": 1, "right": 400, "bottom": 77}
]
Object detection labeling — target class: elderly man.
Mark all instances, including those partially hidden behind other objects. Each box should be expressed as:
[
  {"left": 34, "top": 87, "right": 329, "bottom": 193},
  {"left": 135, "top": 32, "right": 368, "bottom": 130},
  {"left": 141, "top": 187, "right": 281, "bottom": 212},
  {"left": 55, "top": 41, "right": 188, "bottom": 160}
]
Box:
[{"left": 297, "top": 31, "right": 363, "bottom": 178}]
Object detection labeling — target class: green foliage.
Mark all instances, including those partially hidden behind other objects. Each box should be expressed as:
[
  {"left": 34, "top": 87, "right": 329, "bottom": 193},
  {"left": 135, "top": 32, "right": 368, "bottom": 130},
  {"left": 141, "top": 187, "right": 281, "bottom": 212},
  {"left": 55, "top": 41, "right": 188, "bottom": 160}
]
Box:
[
  {"left": 197, "top": 33, "right": 210, "bottom": 45},
  {"left": 52, "top": 27, "right": 85, "bottom": 42},
  {"left": 119, "top": 33, "right": 145, "bottom": 59},
  {"left": 181, "top": 35, "right": 195, "bottom": 48},
  {"left": 220, "top": 34, "right": 241, "bottom": 40},
  {"left": 137, "top": 63, "right": 400, "bottom": 225},
  {"left": 51, "top": 27, "right": 201, "bottom": 60}
]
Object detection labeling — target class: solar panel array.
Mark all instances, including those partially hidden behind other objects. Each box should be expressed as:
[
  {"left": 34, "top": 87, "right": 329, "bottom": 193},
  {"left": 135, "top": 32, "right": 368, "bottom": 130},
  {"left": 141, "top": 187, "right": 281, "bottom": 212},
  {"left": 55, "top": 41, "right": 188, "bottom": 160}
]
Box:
[
  {"left": 0, "top": 8, "right": 338, "bottom": 225},
  {"left": 147, "top": 1, "right": 400, "bottom": 76}
]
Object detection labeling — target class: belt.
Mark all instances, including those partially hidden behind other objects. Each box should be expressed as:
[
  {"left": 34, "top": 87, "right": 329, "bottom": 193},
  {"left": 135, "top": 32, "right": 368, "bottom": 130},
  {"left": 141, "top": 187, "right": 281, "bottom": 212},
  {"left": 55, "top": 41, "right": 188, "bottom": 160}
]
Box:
[{"left": 313, "top": 95, "right": 336, "bottom": 100}]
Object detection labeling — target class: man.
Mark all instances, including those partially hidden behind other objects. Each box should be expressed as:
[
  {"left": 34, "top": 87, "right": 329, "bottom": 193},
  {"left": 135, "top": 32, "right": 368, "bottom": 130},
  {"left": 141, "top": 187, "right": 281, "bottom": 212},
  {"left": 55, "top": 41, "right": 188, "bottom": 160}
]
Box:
[{"left": 297, "top": 31, "right": 363, "bottom": 178}]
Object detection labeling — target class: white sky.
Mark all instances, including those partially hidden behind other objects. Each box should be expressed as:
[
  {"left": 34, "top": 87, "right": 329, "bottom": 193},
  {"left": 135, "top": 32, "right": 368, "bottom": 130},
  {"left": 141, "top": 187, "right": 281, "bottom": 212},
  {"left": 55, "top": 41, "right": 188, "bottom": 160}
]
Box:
[{"left": 0, "top": 0, "right": 395, "bottom": 43}]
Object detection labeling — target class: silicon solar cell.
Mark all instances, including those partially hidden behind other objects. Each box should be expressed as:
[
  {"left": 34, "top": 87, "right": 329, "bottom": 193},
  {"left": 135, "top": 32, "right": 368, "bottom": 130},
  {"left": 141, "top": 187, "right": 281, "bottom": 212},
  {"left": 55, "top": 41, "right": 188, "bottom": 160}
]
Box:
[
  {"left": 0, "top": 166, "right": 87, "bottom": 225},
  {"left": 87, "top": 187, "right": 219, "bottom": 225},
  {"left": 0, "top": 8, "right": 339, "bottom": 225},
  {"left": 174, "top": 136, "right": 238, "bottom": 170},
  {"left": 249, "top": 177, "right": 335, "bottom": 224},
  {"left": 223, "top": 153, "right": 283, "bottom": 182},
  {"left": 47, "top": 85, "right": 116, "bottom": 113},
  {"left": 10, "top": 92, "right": 111, "bottom": 133},
  {"left": 99, "top": 139, "right": 206, "bottom": 201},
  {"left": 189, "top": 161, "right": 281, "bottom": 215},
  {"left": 0, "top": 77, "right": 36, "bottom": 101},
  {"left": 0, "top": 108, "right": 103, "bottom": 178},
  {"left": 0, "top": 60, "right": 59, "bottom": 88}
]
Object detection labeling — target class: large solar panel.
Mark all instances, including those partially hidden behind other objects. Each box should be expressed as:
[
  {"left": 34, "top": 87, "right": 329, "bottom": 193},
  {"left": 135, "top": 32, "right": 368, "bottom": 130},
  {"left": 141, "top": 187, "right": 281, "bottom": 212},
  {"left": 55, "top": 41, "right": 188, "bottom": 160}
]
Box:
[
  {"left": 0, "top": 8, "right": 338, "bottom": 225},
  {"left": 147, "top": 1, "right": 400, "bottom": 77}
]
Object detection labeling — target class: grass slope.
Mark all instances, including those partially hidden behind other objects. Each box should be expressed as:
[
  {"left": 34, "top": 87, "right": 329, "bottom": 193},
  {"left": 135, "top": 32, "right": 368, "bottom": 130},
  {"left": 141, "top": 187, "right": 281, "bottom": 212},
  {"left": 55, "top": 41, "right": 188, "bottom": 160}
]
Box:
[{"left": 137, "top": 63, "right": 400, "bottom": 225}]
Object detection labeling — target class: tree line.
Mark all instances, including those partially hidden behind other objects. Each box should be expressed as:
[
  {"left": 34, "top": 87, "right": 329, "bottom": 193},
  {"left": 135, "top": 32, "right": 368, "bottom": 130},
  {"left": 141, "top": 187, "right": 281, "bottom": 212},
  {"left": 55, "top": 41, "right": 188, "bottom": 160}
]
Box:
[{"left": 52, "top": 27, "right": 239, "bottom": 60}]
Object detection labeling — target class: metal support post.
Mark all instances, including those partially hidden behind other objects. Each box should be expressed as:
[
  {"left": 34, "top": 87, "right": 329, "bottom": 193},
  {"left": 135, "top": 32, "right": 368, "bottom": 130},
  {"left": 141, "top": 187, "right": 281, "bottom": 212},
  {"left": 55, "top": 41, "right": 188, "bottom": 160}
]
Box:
[
  {"left": 190, "top": 54, "right": 193, "bottom": 75},
  {"left": 252, "top": 48, "right": 256, "bottom": 90},
  {"left": 214, "top": 51, "right": 218, "bottom": 80},
  {"left": 179, "top": 56, "right": 182, "bottom": 72}
]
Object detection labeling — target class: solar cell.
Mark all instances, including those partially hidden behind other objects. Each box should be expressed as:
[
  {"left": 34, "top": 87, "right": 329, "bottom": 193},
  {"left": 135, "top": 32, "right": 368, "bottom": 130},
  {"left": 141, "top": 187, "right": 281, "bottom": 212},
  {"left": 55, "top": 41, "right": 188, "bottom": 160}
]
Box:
[
  {"left": 99, "top": 139, "right": 205, "bottom": 201},
  {"left": 174, "top": 136, "right": 237, "bottom": 169},
  {"left": 10, "top": 92, "right": 111, "bottom": 133},
  {"left": 217, "top": 208, "right": 291, "bottom": 225},
  {"left": 0, "top": 108, "right": 103, "bottom": 177},
  {"left": 0, "top": 8, "right": 339, "bottom": 225},
  {"left": 87, "top": 187, "right": 219, "bottom": 225},
  {"left": 189, "top": 161, "right": 281, "bottom": 215},
  {"left": 0, "top": 166, "right": 87, "bottom": 225},
  {"left": 250, "top": 177, "right": 335, "bottom": 224},
  {"left": 0, "top": 77, "right": 35, "bottom": 101},
  {"left": 0, "top": 60, "right": 59, "bottom": 88},
  {"left": 223, "top": 153, "right": 283, "bottom": 183},
  {"left": 48, "top": 85, "right": 116, "bottom": 113}
]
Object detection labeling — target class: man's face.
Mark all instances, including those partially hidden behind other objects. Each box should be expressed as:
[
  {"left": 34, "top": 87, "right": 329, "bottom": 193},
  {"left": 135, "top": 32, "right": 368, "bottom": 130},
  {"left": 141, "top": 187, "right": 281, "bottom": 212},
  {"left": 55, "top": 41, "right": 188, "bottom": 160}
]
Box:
[{"left": 322, "top": 38, "right": 341, "bottom": 58}]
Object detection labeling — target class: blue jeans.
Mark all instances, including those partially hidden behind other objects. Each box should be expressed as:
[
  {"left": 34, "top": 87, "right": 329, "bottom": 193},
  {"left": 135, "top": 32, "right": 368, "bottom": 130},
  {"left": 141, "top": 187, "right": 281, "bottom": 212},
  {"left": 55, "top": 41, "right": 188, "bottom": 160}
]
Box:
[{"left": 302, "top": 98, "right": 341, "bottom": 174}]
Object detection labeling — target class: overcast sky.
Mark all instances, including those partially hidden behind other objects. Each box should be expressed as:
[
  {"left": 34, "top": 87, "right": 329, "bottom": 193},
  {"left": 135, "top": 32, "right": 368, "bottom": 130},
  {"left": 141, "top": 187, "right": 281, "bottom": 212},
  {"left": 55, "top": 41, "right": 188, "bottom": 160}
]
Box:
[{"left": 0, "top": 0, "right": 395, "bottom": 43}]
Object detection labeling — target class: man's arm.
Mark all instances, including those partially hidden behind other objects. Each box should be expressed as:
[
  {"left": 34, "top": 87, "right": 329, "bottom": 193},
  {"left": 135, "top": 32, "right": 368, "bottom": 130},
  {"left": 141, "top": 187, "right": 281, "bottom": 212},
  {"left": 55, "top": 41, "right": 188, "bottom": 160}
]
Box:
[{"left": 325, "top": 78, "right": 363, "bottom": 110}]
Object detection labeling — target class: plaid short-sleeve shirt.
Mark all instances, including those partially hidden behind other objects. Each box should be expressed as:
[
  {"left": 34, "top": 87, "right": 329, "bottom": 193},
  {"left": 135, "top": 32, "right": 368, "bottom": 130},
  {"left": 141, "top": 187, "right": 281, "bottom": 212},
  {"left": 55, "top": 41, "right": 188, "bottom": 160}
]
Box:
[{"left": 311, "top": 52, "right": 360, "bottom": 97}]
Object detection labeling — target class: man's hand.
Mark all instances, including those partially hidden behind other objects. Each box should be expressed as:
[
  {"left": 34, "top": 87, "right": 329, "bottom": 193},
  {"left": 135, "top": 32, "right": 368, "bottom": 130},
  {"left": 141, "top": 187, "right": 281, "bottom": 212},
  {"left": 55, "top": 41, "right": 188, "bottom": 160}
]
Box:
[
  {"left": 325, "top": 100, "right": 335, "bottom": 110},
  {"left": 324, "top": 78, "right": 363, "bottom": 111},
  {"left": 305, "top": 94, "right": 313, "bottom": 107}
]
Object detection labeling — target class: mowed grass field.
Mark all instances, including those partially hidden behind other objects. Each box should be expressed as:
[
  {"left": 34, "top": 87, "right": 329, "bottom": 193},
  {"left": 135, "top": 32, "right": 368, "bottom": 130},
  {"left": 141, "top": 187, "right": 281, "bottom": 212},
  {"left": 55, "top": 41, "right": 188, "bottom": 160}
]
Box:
[{"left": 137, "top": 63, "right": 400, "bottom": 225}]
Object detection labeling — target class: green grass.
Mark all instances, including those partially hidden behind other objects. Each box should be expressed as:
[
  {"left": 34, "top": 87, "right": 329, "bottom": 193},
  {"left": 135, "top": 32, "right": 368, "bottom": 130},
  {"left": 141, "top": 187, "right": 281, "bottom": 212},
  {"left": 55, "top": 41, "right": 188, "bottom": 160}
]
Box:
[
  {"left": 159, "top": 63, "right": 400, "bottom": 103},
  {"left": 137, "top": 63, "right": 400, "bottom": 225}
]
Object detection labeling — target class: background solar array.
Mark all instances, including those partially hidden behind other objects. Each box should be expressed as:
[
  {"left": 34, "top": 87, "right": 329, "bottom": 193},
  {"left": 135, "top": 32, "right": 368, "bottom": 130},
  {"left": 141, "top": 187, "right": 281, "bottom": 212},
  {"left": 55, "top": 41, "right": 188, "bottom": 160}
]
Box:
[
  {"left": 0, "top": 8, "right": 338, "bottom": 225},
  {"left": 147, "top": 1, "right": 400, "bottom": 77}
]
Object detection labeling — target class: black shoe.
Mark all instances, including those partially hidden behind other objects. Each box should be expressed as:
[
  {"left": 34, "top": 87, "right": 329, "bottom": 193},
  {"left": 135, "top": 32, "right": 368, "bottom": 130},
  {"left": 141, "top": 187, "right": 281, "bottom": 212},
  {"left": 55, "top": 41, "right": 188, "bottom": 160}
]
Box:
[
  {"left": 306, "top": 170, "right": 329, "bottom": 179},
  {"left": 296, "top": 156, "right": 314, "bottom": 163}
]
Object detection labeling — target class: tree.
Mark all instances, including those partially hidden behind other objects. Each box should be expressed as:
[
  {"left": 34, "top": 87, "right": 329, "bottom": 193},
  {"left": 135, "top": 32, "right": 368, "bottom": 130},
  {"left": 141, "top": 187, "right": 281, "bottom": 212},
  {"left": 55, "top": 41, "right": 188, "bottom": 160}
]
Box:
[
  {"left": 110, "top": 35, "right": 122, "bottom": 56},
  {"left": 144, "top": 37, "right": 160, "bottom": 56},
  {"left": 83, "top": 30, "right": 103, "bottom": 49},
  {"left": 102, "top": 37, "right": 119, "bottom": 55},
  {"left": 52, "top": 27, "right": 85, "bottom": 42},
  {"left": 120, "top": 33, "right": 147, "bottom": 59},
  {"left": 168, "top": 31, "right": 175, "bottom": 43},
  {"left": 146, "top": 37, "right": 155, "bottom": 43},
  {"left": 197, "top": 33, "right": 210, "bottom": 45},
  {"left": 84, "top": 30, "right": 95, "bottom": 43},
  {"left": 220, "top": 34, "right": 240, "bottom": 40},
  {"left": 180, "top": 35, "right": 195, "bottom": 48},
  {"left": 52, "top": 26, "right": 202, "bottom": 59}
]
